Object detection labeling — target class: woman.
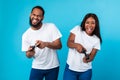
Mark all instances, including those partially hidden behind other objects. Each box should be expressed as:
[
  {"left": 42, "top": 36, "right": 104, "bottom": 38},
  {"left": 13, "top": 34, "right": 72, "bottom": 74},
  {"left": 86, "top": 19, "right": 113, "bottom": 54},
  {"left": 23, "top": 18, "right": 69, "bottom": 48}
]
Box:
[{"left": 63, "top": 13, "right": 102, "bottom": 80}]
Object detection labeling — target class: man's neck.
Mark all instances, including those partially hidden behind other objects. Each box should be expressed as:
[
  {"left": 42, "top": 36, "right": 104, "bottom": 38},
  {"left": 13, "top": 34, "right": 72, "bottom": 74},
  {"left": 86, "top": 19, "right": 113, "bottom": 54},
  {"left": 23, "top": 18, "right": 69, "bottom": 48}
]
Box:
[{"left": 31, "top": 23, "right": 42, "bottom": 30}]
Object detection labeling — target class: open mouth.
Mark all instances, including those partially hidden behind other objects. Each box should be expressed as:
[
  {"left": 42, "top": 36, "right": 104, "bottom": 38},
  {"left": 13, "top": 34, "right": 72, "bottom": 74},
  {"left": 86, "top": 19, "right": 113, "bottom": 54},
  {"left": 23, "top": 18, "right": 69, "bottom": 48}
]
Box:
[
  {"left": 86, "top": 27, "right": 94, "bottom": 35},
  {"left": 32, "top": 19, "right": 39, "bottom": 25},
  {"left": 87, "top": 28, "right": 93, "bottom": 32}
]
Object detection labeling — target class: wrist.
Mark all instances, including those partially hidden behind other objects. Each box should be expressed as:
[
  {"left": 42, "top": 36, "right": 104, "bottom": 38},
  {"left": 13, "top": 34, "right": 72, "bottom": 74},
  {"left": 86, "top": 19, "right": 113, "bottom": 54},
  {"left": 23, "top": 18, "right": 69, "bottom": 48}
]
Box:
[
  {"left": 44, "top": 42, "right": 49, "bottom": 47},
  {"left": 26, "top": 51, "right": 35, "bottom": 58}
]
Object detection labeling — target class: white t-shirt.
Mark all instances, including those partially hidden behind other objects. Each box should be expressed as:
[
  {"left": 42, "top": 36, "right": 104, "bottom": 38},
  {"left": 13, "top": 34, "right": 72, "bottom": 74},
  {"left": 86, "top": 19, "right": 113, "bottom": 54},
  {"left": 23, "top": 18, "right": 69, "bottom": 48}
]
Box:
[
  {"left": 67, "top": 25, "right": 100, "bottom": 72},
  {"left": 22, "top": 23, "right": 62, "bottom": 69}
]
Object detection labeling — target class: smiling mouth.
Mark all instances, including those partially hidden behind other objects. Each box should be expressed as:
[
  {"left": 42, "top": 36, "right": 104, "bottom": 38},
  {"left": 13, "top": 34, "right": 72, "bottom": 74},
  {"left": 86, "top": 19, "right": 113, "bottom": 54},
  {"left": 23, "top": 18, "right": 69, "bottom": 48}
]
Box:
[
  {"left": 87, "top": 28, "right": 93, "bottom": 32},
  {"left": 32, "top": 19, "right": 39, "bottom": 25}
]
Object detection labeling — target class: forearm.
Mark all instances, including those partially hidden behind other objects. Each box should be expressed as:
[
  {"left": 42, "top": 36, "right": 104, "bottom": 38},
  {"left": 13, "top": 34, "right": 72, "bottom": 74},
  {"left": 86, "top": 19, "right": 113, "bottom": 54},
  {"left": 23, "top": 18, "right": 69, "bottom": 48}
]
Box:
[
  {"left": 45, "top": 42, "right": 62, "bottom": 49},
  {"left": 67, "top": 41, "right": 78, "bottom": 48},
  {"left": 83, "top": 48, "right": 98, "bottom": 63},
  {"left": 87, "top": 54, "right": 95, "bottom": 62},
  {"left": 68, "top": 41, "right": 84, "bottom": 52},
  {"left": 86, "top": 49, "right": 97, "bottom": 62}
]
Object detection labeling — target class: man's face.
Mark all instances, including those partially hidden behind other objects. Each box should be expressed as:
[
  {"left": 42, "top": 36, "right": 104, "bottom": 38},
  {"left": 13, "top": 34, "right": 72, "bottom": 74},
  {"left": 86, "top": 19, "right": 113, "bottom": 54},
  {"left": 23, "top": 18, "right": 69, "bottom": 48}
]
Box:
[{"left": 30, "top": 8, "right": 44, "bottom": 27}]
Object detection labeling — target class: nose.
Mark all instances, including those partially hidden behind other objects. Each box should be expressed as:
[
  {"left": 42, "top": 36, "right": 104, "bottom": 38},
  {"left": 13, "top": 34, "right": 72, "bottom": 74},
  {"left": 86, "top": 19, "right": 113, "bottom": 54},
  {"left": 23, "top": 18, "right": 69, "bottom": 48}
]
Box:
[
  {"left": 89, "top": 23, "right": 93, "bottom": 27},
  {"left": 34, "top": 15, "right": 38, "bottom": 19}
]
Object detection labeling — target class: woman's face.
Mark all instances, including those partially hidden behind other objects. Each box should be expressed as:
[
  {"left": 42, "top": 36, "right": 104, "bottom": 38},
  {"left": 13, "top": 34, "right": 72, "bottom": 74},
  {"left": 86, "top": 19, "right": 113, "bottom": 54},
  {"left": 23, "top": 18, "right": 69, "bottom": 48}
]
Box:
[{"left": 85, "top": 17, "right": 96, "bottom": 36}]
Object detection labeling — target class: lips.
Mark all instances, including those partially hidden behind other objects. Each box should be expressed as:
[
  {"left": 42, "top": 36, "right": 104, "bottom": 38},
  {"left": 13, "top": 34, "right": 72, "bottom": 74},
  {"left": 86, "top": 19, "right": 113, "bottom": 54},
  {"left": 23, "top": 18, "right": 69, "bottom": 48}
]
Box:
[
  {"left": 87, "top": 28, "right": 93, "bottom": 32},
  {"left": 32, "top": 19, "right": 39, "bottom": 25},
  {"left": 85, "top": 27, "right": 94, "bottom": 35}
]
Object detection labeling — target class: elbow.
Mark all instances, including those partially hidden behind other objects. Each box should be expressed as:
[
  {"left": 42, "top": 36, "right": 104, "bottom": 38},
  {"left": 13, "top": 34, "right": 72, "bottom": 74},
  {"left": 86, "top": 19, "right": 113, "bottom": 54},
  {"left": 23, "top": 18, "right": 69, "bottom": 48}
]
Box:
[{"left": 58, "top": 43, "right": 62, "bottom": 49}]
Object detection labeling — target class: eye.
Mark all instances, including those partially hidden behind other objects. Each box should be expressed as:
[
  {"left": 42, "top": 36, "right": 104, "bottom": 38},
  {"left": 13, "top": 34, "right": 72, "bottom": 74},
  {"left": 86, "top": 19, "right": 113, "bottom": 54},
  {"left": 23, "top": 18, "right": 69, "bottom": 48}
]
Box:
[
  {"left": 31, "top": 14, "right": 35, "bottom": 16},
  {"left": 91, "top": 21, "right": 95, "bottom": 25},
  {"left": 85, "top": 21, "right": 89, "bottom": 24},
  {"left": 37, "top": 15, "right": 42, "bottom": 17}
]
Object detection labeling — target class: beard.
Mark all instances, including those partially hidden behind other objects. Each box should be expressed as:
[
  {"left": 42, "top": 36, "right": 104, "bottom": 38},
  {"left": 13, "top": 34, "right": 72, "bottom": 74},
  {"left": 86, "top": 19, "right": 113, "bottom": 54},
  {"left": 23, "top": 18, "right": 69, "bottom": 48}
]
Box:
[{"left": 29, "top": 17, "right": 42, "bottom": 28}]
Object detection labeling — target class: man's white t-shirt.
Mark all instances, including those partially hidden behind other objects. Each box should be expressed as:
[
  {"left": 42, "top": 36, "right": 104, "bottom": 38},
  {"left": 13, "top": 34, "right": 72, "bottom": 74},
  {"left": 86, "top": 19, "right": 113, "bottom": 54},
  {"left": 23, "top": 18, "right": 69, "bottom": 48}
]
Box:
[
  {"left": 22, "top": 23, "right": 62, "bottom": 69},
  {"left": 67, "top": 25, "right": 100, "bottom": 72}
]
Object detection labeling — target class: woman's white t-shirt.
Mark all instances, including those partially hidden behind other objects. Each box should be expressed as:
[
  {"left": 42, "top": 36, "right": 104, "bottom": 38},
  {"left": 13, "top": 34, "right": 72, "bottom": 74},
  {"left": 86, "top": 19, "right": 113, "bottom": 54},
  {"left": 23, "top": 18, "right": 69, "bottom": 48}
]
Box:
[
  {"left": 67, "top": 25, "right": 100, "bottom": 72},
  {"left": 22, "top": 23, "right": 62, "bottom": 69}
]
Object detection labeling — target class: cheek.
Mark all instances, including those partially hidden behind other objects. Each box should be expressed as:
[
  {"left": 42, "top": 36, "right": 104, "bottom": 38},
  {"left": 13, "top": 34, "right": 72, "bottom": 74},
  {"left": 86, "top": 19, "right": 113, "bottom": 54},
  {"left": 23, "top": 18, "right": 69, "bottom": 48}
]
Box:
[
  {"left": 92, "top": 25, "right": 96, "bottom": 29},
  {"left": 30, "top": 15, "right": 33, "bottom": 18},
  {"left": 30, "top": 16, "right": 34, "bottom": 20},
  {"left": 36, "top": 17, "right": 43, "bottom": 21},
  {"left": 39, "top": 18, "right": 43, "bottom": 20},
  {"left": 85, "top": 24, "right": 89, "bottom": 29}
]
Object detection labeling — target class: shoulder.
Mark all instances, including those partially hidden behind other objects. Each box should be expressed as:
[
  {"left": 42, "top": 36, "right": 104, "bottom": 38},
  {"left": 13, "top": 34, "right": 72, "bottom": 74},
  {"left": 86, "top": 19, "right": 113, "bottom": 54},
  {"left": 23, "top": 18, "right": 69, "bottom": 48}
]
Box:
[
  {"left": 43, "top": 23, "right": 56, "bottom": 27},
  {"left": 73, "top": 25, "right": 80, "bottom": 29},
  {"left": 43, "top": 23, "right": 58, "bottom": 30},
  {"left": 72, "top": 25, "right": 81, "bottom": 30},
  {"left": 22, "top": 28, "right": 31, "bottom": 38},
  {"left": 71, "top": 25, "right": 82, "bottom": 33}
]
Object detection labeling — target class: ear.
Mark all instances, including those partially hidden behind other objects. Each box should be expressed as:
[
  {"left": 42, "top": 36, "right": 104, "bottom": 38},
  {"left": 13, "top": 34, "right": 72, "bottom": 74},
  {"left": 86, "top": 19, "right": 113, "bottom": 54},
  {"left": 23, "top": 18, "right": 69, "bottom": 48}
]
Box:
[{"left": 41, "top": 16, "right": 44, "bottom": 20}]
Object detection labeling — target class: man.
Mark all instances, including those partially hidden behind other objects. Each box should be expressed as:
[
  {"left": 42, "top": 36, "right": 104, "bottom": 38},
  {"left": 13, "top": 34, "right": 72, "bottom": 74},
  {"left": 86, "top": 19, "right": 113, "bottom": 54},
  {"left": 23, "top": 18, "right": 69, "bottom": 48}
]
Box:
[{"left": 22, "top": 6, "right": 62, "bottom": 80}]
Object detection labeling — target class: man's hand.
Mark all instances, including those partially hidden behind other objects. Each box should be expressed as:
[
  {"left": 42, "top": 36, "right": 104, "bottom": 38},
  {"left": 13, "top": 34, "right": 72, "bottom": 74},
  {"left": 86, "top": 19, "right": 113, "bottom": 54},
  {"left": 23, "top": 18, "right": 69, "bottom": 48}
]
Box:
[{"left": 26, "top": 46, "right": 35, "bottom": 58}]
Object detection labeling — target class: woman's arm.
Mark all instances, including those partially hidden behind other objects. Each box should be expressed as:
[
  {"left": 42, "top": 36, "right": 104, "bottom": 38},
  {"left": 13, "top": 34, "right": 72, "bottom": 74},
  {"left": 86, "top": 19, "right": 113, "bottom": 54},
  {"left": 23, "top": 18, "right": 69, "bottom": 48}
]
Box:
[
  {"left": 67, "top": 33, "right": 85, "bottom": 53},
  {"left": 83, "top": 48, "right": 98, "bottom": 63}
]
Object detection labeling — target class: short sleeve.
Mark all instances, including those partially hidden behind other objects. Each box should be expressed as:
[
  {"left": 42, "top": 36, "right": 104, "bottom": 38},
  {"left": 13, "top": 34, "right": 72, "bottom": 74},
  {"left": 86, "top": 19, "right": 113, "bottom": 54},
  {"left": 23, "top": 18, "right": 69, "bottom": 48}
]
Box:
[
  {"left": 70, "top": 25, "right": 81, "bottom": 35},
  {"left": 93, "top": 38, "right": 101, "bottom": 50},
  {"left": 22, "top": 34, "right": 30, "bottom": 51},
  {"left": 50, "top": 23, "right": 62, "bottom": 41}
]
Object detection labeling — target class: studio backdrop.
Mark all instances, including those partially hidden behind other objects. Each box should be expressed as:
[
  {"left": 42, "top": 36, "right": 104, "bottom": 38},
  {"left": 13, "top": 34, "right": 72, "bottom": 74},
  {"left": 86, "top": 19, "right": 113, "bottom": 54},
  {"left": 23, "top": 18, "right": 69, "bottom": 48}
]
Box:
[{"left": 0, "top": 0, "right": 120, "bottom": 80}]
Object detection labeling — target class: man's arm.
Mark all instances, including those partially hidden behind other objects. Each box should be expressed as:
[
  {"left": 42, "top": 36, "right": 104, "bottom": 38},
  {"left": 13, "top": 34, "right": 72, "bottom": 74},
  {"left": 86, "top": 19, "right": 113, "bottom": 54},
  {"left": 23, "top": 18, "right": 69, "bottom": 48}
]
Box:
[
  {"left": 36, "top": 38, "right": 62, "bottom": 49},
  {"left": 26, "top": 46, "right": 35, "bottom": 58}
]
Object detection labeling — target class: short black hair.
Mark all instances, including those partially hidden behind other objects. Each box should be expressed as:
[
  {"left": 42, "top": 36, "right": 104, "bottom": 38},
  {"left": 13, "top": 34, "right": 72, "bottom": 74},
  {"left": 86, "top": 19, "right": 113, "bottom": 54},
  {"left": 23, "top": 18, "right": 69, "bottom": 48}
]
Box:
[{"left": 31, "top": 6, "right": 45, "bottom": 16}]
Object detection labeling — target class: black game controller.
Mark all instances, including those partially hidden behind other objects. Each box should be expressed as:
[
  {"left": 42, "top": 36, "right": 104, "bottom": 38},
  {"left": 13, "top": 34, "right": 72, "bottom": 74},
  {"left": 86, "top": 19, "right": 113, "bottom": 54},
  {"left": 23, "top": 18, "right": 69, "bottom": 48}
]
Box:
[{"left": 81, "top": 49, "right": 89, "bottom": 60}]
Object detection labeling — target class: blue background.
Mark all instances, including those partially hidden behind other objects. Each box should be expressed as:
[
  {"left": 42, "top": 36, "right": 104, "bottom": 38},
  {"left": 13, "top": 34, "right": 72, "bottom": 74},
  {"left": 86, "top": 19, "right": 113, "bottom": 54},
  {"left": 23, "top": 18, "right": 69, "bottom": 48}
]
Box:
[{"left": 0, "top": 0, "right": 120, "bottom": 80}]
